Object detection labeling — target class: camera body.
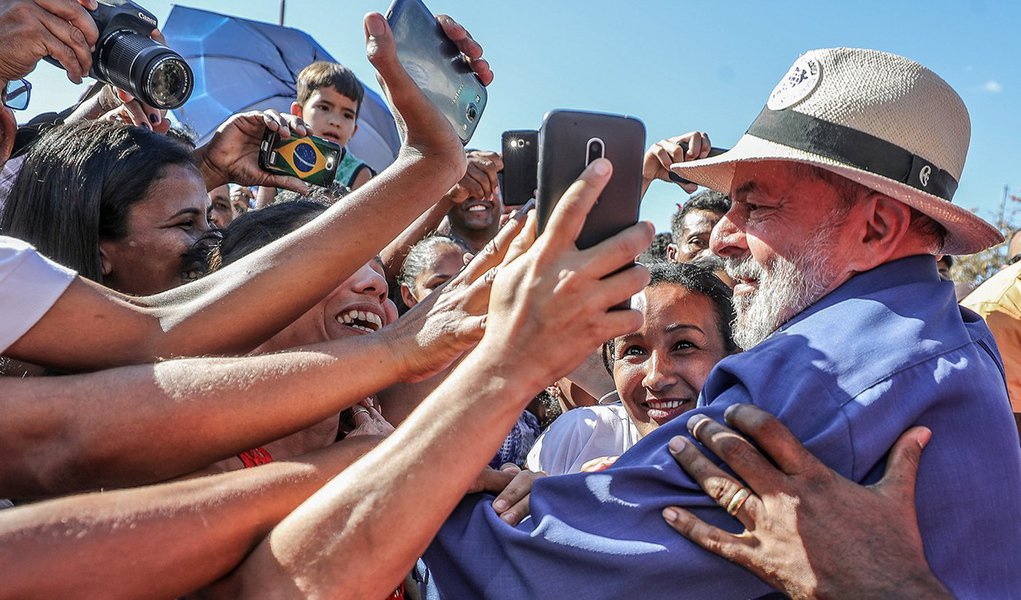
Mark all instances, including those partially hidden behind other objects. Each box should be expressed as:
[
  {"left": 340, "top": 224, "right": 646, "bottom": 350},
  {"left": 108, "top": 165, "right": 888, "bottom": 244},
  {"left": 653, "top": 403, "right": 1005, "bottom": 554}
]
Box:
[{"left": 47, "top": 0, "right": 193, "bottom": 110}]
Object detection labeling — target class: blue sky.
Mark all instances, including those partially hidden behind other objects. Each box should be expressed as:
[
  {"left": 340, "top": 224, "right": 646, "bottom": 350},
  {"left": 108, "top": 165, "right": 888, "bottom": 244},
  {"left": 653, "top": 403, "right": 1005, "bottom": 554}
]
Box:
[{"left": 22, "top": 0, "right": 1020, "bottom": 237}]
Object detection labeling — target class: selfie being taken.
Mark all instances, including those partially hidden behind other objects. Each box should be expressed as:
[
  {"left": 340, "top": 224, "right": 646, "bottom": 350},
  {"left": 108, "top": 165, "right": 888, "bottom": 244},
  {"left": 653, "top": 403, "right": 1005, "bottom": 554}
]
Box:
[{"left": 0, "top": 0, "right": 1017, "bottom": 598}]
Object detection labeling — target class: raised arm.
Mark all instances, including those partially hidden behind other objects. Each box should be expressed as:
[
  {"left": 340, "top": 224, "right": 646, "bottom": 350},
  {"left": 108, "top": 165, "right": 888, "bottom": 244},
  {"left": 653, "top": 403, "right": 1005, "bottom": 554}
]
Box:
[
  {"left": 231, "top": 118, "right": 654, "bottom": 599},
  {"left": 4, "top": 13, "right": 489, "bottom": 371}
]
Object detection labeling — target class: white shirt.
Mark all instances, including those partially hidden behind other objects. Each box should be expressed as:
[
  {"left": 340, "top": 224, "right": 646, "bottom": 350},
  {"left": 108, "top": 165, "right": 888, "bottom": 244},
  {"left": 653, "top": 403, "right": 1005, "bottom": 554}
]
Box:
[
  {"left": 526, "top": 403, "right": 640, "bottom": 475},
  {"left": 0, "top": 236, "right": 76, "bottom": 353}
]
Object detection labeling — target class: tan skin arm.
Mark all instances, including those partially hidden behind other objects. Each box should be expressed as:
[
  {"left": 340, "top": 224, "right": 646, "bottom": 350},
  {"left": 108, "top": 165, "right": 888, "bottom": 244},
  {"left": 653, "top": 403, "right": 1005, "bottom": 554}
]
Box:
[
  {"left": 229, "top": 107, "right": 654, "bottom": 599},
  {"left": 0, "top": 436, "right": 380, "bottom": 600},
  {"left": 4, "top": 13, "right": 492, "bottom": 372}
]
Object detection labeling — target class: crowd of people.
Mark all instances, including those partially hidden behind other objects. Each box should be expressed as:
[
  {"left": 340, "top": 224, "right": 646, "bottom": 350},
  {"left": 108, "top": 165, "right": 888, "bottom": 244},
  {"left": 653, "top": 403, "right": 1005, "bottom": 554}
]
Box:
[{"left": 0, "top": 0, "right": 1018, "bottom": 598}]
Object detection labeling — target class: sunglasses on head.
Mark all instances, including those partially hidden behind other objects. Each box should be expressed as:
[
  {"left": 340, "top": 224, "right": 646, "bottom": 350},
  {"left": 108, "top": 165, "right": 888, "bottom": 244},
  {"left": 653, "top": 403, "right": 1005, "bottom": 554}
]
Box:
[{"left": 2, "top": 79, "right": 31, "bottom": 111}]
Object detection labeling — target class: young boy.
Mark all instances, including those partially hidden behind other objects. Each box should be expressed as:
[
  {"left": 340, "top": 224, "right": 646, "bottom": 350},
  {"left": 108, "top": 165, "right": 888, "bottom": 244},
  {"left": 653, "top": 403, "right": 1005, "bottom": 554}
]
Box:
[{"left": 292, "top": 61, "right": 375, "bottom": 190}]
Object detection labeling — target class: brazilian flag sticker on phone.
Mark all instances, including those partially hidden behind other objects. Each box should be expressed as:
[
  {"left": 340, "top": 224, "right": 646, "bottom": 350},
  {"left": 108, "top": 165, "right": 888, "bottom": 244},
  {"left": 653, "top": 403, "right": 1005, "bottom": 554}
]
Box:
[{"left": 267, "top": 134, "right": 341, "bottom": 188}]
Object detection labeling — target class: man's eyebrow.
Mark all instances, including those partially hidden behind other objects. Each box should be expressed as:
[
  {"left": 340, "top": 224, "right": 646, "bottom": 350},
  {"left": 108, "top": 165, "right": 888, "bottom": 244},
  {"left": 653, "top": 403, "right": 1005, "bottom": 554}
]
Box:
[{"left": 733, "top": 181, "right": 760, "bottom": 198}]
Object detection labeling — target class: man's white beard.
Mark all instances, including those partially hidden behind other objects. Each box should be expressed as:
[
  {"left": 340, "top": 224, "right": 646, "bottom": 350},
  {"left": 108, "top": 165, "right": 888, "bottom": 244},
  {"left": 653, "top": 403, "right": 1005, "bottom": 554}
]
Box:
[{"left": 724, "top": 232, "right": 837, "bottom": 350}]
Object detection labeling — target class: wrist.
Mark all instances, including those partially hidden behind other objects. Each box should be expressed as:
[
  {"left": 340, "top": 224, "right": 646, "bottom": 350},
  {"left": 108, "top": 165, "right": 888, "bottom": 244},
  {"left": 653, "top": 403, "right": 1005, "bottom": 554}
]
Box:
[{"left": 193, "top": 146, "right": 226, "bottom": 191}]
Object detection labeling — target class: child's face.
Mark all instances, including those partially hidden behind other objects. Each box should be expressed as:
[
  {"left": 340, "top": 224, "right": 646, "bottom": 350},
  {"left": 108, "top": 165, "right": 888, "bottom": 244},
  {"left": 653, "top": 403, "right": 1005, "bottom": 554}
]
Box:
[{"left": 293, "top": 87, "right": 359, "bottom": 147}]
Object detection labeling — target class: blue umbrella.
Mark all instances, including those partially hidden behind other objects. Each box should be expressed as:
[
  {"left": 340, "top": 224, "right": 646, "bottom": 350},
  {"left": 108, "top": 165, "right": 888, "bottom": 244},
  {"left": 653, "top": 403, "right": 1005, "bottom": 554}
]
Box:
[{"left": 163, "top": 5, "right": 400, "bottom": 174}]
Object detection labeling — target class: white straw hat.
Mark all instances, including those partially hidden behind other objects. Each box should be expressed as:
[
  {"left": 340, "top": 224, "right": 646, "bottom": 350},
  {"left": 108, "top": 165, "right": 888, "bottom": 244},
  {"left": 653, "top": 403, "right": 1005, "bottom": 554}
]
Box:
[{"left": 670, "top": 47, "right": 1002, "bottom": 255}]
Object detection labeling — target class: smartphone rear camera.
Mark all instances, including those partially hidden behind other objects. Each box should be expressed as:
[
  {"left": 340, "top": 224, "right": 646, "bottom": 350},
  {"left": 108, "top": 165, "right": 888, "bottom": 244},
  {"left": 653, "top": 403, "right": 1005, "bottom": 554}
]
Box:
[
  {"left": 466, "top": 103, "right": 478, "bottom": 123},
  {"left": 586, "top": 138, "right": 605, "bottom": 165}
]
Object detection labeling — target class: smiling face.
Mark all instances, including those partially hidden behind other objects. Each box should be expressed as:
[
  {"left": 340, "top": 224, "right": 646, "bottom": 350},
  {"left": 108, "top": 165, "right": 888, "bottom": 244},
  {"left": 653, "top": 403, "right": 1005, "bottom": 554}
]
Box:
[
  {"left": 612, "top": 284, "right": 729, "bottom": 437},
  {"left": 257, "top": 259, "right": 395, "bottom": 353},
  {"left": 401, "top": 244, "right": 464, "bottom": 308},
  {"left": 711, "top": 161, "right": 864, "bottom": 349},
  {"left": 293, "top": 87, "right": 359, "bottom": 148},
  {"left": 448, "top": 195, "right": 502, "bottom": 233},
  {"left": 99, "top": 163, "right": 211, "bottom": 295}
]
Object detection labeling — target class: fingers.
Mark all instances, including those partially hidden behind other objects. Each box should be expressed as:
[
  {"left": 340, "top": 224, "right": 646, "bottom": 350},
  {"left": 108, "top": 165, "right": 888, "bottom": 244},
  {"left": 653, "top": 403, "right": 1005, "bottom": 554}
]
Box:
[
  {"left": 460, "top": 162, "right": 488, "bottom": 199},
  {"left": 262, "top": 109, "right": 310, "bottom": 139},
  {"left": 541, "top": 158, "right": 612, "bottom": 246},
  {"left": 501, "top": 210, "right": 537, "bottom": 267},
  {"left": 662, "top": 505, "right": 753, "bottom": 562},
  {"left": 687, "top": 411, "right": 786, "bottom": 492},
  {"left": 667, "top": 435, "right": 761, "bottom": 530},
  {"left": 492, "top": 470, "right": 544, "bottom": 525},
  {"left": 586, "top": 262, "right": 650, "bottom": 313},
  {"left": 461, "top": 209, "right": 526, "bottom": 282},
  {"left": 265, "top": 173, "right": 310, "bottom": 195},
  {"left": 466, "top": 467, "right": 515, "bottom": 495},
  {"left": 44, "top": 0, "right": 99, "bottom": 44},
  {"left": 873, "top": 426, "right": 931, "bottom": 502},
  {"left": 436, "top": 14, "right": 493, "bottom": 85},
  {"left": 577, "top": 220, "right": 655, "bottom": 278},
  {"left": 150, "top": 28, "right": 166, "bottom": 45},
  {"left": 36, "top": 0, "right": 97, "bottom": 80},
  {"left": 722, "top": 404, "right": 818, "bottom": 476}
]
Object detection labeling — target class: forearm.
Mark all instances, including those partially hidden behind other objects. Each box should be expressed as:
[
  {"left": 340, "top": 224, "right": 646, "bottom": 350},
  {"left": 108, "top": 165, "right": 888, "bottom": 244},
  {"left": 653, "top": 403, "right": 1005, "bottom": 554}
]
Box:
[
  {"left": 234, "top": 341, "right": 538, "bottom": 599},
  {"left": 148, "top": 154, "right": 463, "bottom": 357},
  {"left": 0, "top": 335, "right": 406, "bottom": 497},
  {"left": 0, "top": 436, "right": 379, "bottom": 600}
]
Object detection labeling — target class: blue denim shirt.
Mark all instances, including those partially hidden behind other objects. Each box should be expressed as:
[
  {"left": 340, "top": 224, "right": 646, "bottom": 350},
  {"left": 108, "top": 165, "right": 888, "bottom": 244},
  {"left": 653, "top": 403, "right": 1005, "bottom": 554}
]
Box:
[{"left": 426, "top": 255, "right": 1021, "bottom": 599}]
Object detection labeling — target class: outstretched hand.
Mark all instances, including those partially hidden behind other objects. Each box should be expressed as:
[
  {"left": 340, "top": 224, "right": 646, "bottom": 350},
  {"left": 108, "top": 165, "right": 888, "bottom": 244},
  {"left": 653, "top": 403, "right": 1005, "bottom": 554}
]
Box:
[
  {"left": 479, "top": 158, "right": 654, "bottom": 389},
  {"left": 662, "top": 404, "right": 951, "bottom": 600},
  {"left": 194, "top": 109, "right": 311, "bottom": 194}
]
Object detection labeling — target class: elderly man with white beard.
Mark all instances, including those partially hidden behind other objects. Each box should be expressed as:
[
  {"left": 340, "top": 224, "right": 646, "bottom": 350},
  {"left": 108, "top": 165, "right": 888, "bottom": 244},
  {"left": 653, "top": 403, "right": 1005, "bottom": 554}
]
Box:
[{"left": 424, "top": 48, "right": 1021, "bottom": 599}]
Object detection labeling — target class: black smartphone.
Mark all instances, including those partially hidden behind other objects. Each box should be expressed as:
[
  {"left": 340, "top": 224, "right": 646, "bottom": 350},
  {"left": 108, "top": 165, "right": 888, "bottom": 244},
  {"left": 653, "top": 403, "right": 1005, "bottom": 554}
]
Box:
[
  {"left": 258, "top": 129, "right": 341, "bottom": 188},
  {"left": 537, "top": 110, "right": 645, "bottom": 309},
  {"left": 500, "top": 129, "right": 538, "bottom": 206},
  {"left": 668, "top": 146, "right": 729, "bottom": 186},
  {"left": 385, "top": 0, "right": 488, "bottom": 145}
]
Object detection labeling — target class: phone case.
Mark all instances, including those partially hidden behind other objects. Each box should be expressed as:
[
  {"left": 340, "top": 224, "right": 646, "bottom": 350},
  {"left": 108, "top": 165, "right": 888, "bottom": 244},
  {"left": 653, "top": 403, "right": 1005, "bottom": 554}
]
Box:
[
  {"left": 536, "top": 110, "right": 646, "bottom": 250},
  {"left": 259, "top": 130, "right": 341, "bottom": 188},
  {"left": 385, "top": 0, "right": 488, "bottom": 144},
  {"left": 501, "top": 129, "right": 538, "bottom": 206}
]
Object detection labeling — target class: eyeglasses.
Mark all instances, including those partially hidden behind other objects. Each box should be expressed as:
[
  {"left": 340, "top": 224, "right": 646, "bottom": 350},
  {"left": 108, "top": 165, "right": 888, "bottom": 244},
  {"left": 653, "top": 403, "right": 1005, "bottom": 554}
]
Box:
[{"left": 2, "top": 79, "right": 32, "bottom": 111}]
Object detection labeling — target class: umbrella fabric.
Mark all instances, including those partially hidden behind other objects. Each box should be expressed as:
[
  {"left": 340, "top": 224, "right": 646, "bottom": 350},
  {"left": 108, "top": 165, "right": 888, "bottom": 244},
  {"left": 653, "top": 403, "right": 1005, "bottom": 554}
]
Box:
[{"left": 163, "top": 5, "right": 400, "bottom": 174}]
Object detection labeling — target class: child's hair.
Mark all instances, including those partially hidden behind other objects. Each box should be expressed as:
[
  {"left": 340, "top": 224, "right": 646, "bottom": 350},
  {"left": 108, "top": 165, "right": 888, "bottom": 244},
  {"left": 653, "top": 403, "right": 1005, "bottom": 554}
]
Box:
[{"left": 296, "top": 61, "right": 365, "bottom": 116}]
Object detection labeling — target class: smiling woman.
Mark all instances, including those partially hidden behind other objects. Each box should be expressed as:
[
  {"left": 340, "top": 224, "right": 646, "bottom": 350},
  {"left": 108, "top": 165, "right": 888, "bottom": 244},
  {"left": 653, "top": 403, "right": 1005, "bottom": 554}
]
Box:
[{"left": 0, "top": 120, "right": 210, "bottom": 295}]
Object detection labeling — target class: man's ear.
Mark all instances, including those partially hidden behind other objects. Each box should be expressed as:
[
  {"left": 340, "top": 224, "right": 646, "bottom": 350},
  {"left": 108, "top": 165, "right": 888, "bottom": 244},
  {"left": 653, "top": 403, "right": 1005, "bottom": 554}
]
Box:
[
  {"left": 851, "top": 193, "right": 913, "bottom": 270},
  {"left": 290, "top": 102, "right": 304, "bottom": 119},
  {"left": 400, "top": 284, "right": 418, "bottom": 309},
  {"left": 666, "top": 243, "right": 680, "bottom": 263}
]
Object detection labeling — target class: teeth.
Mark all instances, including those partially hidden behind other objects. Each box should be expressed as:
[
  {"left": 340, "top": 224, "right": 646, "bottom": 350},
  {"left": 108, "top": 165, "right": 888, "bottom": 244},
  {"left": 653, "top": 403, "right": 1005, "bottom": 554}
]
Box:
[
  {"left": 336, "top": 309, "right": 383, "bottom": 332},
  {"left": 647, "top": 400, "right": 685, "bottom": 410},
  {"left": 467, "top": 205, "right": 487, "bottom": 212}
]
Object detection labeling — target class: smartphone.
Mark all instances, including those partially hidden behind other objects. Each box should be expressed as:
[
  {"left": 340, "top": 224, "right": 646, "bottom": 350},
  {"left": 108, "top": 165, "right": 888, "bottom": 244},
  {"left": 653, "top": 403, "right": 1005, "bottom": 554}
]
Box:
[
  {"left": 668, "top": 146, "right": 729, "bottom": 186},
  {"left": 385, "top": 0, "right": 487, "bottom": 144},
  {"left": 258, "top": 129, "right": 341, "bottom": 188},
  {"left": 500, "top": 129, "right": 538, "bottom": 206},
  {"left": 537, "top": 110, "right": 645, "bottom": 309},
  {"left": 537, "top": 110, "right": 645, "bottom": 247}
]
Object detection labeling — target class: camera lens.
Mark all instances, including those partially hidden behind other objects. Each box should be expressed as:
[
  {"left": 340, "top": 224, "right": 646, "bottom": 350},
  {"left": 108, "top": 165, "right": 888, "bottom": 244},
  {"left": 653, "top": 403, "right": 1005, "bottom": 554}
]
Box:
[
  {"left": 97, "top": 31, "right": 194, "bottom": 110},
  {"left": 466, "top": 103, "right": 478, "bottom": 123}
]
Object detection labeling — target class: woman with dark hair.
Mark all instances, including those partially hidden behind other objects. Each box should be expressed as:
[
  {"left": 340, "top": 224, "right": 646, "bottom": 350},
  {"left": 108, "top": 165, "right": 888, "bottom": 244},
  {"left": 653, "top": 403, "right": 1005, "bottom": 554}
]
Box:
[
  {"left": 397, "top": 233, "right": 470, "bottom": 311},
  {"left": 0, "top": 120, "right": 210, "bottom": 295},
  {"left": 527, "top": 262, "right": 737, "bottom": 475}
]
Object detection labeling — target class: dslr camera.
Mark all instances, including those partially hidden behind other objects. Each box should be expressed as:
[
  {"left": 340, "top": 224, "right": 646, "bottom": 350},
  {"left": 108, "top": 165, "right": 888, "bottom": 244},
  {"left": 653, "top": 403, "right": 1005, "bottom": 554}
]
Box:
[{"left": 51, "top": 0, "right": 194, "bottom": 109}]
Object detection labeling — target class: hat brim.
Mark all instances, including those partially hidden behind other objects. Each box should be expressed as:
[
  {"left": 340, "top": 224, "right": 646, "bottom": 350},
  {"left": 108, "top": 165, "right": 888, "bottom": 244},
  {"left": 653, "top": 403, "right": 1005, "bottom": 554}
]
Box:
[{"left": 670, "top": 134, "right": 1003, "bottom": 255}]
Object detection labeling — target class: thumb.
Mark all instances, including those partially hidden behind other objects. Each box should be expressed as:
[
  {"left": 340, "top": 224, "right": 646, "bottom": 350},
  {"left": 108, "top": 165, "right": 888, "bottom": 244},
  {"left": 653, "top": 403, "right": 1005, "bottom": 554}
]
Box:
[
  {"left": 364, "top": 13, "right": 413, "bottom": 94},
  {"left": 873, "top": 426, "right": 931, "bottom": 501}
]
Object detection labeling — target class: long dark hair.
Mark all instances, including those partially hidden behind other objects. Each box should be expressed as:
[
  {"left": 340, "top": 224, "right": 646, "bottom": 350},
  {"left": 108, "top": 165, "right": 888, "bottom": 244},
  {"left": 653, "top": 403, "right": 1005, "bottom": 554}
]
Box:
[
  {"left": 209, "top": 200, "right": 328, "bottom": 270},
  {"left": 0, "top": 120, "right": 198, "bottom": 282}
]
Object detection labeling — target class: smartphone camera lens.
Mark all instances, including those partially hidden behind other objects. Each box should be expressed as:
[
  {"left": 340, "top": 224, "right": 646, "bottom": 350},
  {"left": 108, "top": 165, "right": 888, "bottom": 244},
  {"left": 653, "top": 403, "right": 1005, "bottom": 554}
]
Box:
[
  {"left": 587, "top": 138, "right": 605, "bottom": 164},
  {"left": 466, "top": 103, "right": 478, "bottom": 123}
]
